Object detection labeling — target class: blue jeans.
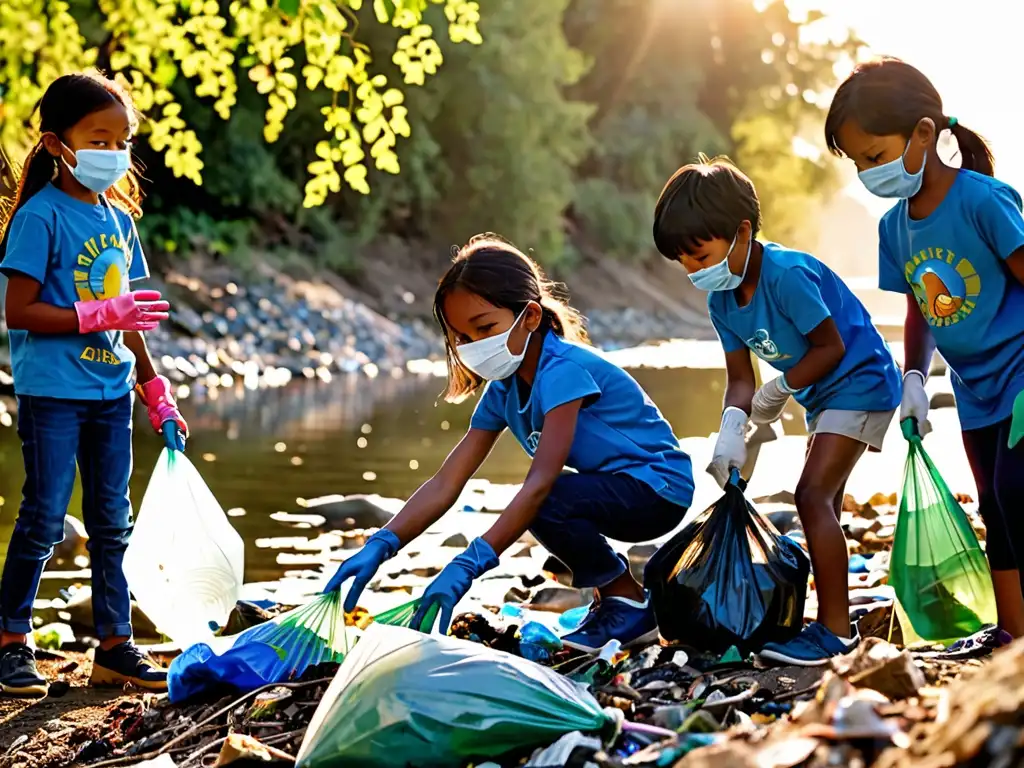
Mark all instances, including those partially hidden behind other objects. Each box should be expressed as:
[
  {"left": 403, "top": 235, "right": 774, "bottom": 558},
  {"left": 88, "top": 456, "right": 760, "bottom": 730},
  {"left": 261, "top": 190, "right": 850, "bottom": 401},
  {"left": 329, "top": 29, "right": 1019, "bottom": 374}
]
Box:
[
  {"left": 530, "top": 473, "right": 687, "bottom": 589},
  {"left": 1, "top": 395, "right": 134, "bottom": 637}
]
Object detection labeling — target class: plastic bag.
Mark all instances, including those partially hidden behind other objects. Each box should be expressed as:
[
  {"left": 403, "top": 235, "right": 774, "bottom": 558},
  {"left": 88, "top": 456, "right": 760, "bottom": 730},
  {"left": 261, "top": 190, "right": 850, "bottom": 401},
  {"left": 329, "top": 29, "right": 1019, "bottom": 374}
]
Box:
[
  {"left": 645, "top": 470, "right": 809, "bottom": 653},
  {"left": 167, "top": 591, "right": 351, "bottom": 702},
  {"left": 371, "top": 598, "right": 438, "bottom": 631},
  {"left": 295, "top": 624, "right": 619, "bottom": 768},
  {"left": 122, "top": 447, "right": 244, "bottom": 647},
  {"left": 890, "top": 420, "right": 997, "bottom": 645}
]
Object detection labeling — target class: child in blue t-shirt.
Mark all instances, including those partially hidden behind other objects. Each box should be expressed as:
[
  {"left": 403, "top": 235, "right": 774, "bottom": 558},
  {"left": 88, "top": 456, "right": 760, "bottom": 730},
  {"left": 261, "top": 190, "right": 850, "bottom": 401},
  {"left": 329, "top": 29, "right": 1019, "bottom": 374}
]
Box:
[
  {"left": 325, "top": 233, "right": 694, "bottom": 651},
  {"left": 826, "top": 57, "right": 1024, "bottom": 640},
  {"left": 0, "top": 73, "right": 188, "bottom": 696},
  {"left": 653, "top": 155, "right": 902, "bottom": 666}
]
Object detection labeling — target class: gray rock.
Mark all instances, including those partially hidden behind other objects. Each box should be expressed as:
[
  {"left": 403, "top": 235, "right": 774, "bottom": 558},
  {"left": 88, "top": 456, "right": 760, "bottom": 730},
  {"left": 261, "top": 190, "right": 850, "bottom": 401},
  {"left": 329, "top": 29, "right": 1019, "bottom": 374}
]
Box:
[
  {"left": 442, "top": 533, "right": 469, "bottom": 548},
  {"left": 766, "top": 509, "right": 801, "bottom": 535},
  {"left": 304, "top": 495, "right": 396, "bottom": 531},
  {"left": 754, "top": 491, "right": 796, "bottom": 505},
  {"left": 930, "top": 392, "right": 956, "bottom": 409}
]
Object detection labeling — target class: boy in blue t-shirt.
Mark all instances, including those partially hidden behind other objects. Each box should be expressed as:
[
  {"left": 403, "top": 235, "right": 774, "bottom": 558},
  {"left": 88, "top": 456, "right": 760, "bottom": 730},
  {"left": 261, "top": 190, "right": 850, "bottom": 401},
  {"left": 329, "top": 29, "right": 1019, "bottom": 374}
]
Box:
[{"left": 653, "top": 155, "right": 901, "bottom": 666}]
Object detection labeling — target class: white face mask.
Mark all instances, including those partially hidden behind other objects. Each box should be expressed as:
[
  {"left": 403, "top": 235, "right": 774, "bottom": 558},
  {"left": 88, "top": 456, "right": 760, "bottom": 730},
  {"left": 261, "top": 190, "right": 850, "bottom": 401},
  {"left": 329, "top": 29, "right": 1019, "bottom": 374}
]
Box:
[{"left": 456, "top": 308, "right": 532, "bottom": 381}]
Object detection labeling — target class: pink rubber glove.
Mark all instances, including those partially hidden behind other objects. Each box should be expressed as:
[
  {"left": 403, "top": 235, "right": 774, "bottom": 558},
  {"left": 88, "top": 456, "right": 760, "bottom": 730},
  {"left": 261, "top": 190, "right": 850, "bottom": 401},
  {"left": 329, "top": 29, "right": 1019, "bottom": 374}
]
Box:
[
  {"left": 137, "top": 375, "right": 189, "bottom": 438},
  {"left": 75, "top": 290, "right": 170, "bottom": 333}
]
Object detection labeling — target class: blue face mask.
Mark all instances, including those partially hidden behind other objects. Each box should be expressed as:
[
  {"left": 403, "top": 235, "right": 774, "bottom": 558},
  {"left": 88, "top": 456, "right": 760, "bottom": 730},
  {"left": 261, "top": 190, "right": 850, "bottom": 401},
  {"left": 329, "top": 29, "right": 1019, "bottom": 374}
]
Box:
[
  {"left": 858, "top": 140, "right": 925, "bottom": 199},
  {"left": 688, "top": 231, "right": 752, "bottom": 293},
  {"left": 63, "top": 145, "right": 131, "bottom": 193}
]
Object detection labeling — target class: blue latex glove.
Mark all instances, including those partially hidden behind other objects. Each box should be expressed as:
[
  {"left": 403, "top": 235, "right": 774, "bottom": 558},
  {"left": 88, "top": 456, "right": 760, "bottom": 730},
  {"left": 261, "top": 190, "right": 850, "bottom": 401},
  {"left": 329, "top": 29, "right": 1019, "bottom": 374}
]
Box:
[
  {"left": 324, "top": 529, "right": 401, "bottom": 612},
  {"left": 161, "top": 421, "right": 187, "bottom": 452},
  {"left": 411, "top": 537, "right": 499, "bottom": 634}
]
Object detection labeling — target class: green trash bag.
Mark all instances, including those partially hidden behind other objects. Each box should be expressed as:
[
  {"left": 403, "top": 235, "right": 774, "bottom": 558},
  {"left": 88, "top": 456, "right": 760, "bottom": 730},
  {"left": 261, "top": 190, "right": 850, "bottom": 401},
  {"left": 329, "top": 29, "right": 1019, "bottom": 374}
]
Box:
[
  {"left": 890, "top": 420, "right": 997, "bottom": 646},
  {"left": 123, "top": 446, "right": 244, "bottom": 647},
  {"left": 295, "top": 624, "right": 620, "bottom": 768},
  {"left": 371, "top": 598, "right": 439, "bottom": 632}
]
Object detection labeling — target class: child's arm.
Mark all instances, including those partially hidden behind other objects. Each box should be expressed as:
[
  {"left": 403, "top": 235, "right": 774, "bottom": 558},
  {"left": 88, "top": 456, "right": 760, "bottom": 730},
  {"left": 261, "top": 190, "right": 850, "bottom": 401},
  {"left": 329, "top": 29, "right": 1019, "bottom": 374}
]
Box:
[
  {"left": 385, "top": 428, "right": 500, "bottom": 545},
  {"left": 124, "top": 331, "right": 157, "bottom": 383},
  {"left": 902, "top": 294, "right": 936, "bottom": 377},
  {"left": 723, "top": 348, "right": 757, "bottom": 413},
  {"left": 480, "top": 400, "right": 581, "bottom": 555},
  {"left": 3, "top": 275, "right": 80, "bottom": 333},
  {"left": 778, "top": 318, "right": 845, "bottom": 390}
]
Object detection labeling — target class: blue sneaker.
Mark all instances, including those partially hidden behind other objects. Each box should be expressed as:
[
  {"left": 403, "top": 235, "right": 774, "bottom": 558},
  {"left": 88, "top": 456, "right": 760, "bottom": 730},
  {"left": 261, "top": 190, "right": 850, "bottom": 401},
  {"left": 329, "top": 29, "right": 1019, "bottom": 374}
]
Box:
[
  {"left": 757, "top": 623, "right": 859, "bottom": 667},
  {"left": 561, "top": 596, "right": 659, "bottom": 653}
]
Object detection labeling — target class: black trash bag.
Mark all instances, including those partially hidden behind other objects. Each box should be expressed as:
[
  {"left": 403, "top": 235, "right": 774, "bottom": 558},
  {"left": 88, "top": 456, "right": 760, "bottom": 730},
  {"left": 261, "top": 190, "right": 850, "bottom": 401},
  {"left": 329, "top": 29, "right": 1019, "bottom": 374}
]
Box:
[{"left": 645, "top": 472, "right": 810, "bottom": 653}]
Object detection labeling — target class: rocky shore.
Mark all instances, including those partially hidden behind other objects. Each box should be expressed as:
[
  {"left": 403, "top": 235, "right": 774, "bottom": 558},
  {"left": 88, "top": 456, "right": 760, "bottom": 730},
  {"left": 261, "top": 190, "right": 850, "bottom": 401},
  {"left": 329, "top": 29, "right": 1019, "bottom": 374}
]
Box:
[{"left": 0, "top": 268, "right": 711, "bottom": 400}]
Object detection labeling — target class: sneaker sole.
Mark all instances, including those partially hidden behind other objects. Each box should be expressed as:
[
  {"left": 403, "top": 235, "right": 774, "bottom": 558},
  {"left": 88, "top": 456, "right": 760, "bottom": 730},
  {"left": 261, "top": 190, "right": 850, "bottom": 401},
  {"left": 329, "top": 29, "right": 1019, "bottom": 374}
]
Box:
[
  {"left": 0, "top": 681, "right": 49, "bottom": 698},
  {"left": 562, "top": 627, "right": 661, "bottom": 654},
  {"left": 90, "top": 665, "right": 167, "bottom": 691},
  {"left": 755, "top": 648, "right": 832, "bottom": 667}
]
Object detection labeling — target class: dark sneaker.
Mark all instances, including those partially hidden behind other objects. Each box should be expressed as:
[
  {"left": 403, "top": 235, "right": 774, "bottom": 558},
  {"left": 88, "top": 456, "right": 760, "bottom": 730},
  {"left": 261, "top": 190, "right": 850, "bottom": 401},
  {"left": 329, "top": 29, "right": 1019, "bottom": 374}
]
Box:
[
  {"left": 562, "top": 595, "right": 659, "bottom": 653},
  {"left": 937, "top": 625, "right": 1013, "bottom": 660},
  {"left": 757, "top": 623, "right": 859, "bottom": 667},
  {"left": 91, "top": 642, "right": 167, "bottom": 691},
  {"left": 0, "top": 643, "right": 48, "bottom": 697}
]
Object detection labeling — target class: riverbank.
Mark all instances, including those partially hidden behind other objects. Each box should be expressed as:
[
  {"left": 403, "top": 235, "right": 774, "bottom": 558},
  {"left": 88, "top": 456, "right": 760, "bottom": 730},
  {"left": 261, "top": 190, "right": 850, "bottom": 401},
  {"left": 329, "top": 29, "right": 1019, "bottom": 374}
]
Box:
[
  {"left": 0, "top": 249, "right": 715, "bottom": 398},
  {"left": 0, "top": 407, "right": 1002, "bottom": 767}
]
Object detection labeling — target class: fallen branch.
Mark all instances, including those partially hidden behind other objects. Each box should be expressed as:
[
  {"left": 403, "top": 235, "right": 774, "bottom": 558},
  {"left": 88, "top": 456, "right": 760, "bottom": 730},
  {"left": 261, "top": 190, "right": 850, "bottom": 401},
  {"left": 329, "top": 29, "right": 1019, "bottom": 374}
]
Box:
[{"left": 85, "top": 677, "right": 332, "bottom": 767}]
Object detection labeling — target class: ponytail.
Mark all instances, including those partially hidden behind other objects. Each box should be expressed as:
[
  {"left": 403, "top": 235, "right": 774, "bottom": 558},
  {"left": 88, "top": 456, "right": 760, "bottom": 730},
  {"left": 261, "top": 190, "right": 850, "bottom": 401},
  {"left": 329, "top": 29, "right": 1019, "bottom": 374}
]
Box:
[
  {"left": 949, "top": 120, "right": 994, "bottom": 177},
  {"left": 0, "top": 142, "right": 58, "bottom": 257}
]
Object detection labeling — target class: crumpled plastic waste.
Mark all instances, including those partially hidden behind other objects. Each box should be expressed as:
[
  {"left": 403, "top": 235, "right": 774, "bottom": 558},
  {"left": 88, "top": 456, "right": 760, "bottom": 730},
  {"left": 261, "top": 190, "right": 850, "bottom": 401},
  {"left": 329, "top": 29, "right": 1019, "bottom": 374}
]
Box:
[
  {"left": 294, "top": 624, "right": 622, "bottom": 768},
  {"left": 645, "top": 471, "right": 809, "bottom": 653},
  {"left": 168, "top": 591, "right": 350, "bottom": 703},
  {"left": 520, "top": 621, "right": 563, "bottom": 663},
  {"left": 524, "top": 731, "right": 601, "bottom": 768},
  {"left": 122, "top": 447, "right": 244, "bottom": 648},
  {"left": 890, "top": 420, "right": 997, "bottom": 645}
]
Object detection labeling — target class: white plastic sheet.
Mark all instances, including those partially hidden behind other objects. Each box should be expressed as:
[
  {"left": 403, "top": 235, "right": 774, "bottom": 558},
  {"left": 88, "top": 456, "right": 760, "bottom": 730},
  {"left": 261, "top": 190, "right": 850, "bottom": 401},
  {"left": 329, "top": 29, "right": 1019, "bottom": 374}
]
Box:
[{"left": 123, "top": 448, "right": 244, "bottom": 647}]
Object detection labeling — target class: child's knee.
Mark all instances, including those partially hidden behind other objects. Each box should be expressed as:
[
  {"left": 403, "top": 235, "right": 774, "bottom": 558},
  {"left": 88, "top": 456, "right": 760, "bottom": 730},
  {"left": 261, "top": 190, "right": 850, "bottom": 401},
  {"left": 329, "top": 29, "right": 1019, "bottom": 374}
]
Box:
[
  {"left": 13, "top": 510, "right": 66, "bottom": 557},
  {"left": 794, "top": 480, "right": 837, "bottom": 521}
]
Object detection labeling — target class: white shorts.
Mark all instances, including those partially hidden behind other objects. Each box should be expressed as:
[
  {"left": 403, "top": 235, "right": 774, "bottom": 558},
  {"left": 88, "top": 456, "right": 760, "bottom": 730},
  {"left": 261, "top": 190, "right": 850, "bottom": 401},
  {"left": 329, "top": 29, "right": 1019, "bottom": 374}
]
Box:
[{"left": 807, "top": 409, "right": 896, "bottom": 452}]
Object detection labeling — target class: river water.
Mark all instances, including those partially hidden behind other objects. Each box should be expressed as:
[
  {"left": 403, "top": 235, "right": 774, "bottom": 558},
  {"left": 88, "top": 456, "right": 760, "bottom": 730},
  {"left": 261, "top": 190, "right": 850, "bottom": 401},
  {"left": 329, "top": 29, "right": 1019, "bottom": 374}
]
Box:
[{"left": 0, "top": 342, "right": 806, "bottom": 588}]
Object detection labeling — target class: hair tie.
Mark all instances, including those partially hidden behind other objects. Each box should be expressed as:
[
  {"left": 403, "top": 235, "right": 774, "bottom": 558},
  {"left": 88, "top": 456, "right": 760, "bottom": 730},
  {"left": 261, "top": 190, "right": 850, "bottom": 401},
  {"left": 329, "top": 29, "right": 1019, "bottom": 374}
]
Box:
[{"left": 948, "top": 116, "right": 958, "bottom": 128}]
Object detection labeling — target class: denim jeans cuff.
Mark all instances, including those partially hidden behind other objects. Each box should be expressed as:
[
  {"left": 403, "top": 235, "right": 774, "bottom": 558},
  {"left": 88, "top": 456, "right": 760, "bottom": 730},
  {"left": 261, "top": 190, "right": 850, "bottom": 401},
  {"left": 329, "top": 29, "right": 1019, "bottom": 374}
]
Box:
[
  {"left": 571, "top": 559, "right": 627, "bottom": 590},
  {"left": 96, "top": 622, "right": 133, "bottom": 640},
  {"left": 0, "top": 617, "right": 33, "bottom": 635}
]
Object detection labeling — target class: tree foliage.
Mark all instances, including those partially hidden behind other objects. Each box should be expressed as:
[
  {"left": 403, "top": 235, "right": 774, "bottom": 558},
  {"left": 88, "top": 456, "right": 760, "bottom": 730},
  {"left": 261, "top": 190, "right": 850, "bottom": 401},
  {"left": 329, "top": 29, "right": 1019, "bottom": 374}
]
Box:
[
  {"left": 0, "top": 0, "right": 856, "bottom": 271},
  {"left": 0, "top": 0, "right": 482, "bottom": 204}
]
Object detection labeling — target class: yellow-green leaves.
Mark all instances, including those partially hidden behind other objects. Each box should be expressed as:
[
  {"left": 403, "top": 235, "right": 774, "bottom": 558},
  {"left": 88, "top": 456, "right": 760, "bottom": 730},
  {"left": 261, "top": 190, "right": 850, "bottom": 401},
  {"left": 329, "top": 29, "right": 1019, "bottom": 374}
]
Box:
[{"left": 0, "top": 0, "right": 482, "bottom": 205}]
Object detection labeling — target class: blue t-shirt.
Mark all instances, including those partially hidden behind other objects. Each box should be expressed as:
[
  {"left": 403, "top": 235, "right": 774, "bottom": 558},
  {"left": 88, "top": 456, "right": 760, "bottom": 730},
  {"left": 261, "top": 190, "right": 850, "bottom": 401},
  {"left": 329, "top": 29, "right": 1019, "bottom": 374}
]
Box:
[
  {"left": 1, "top": 184, "right": 149, "bottom": 400},
  {"left": 709, "top": 242, "right": 901, "bottom": 423},
  {"left": 878, "top": 170, "right": 1024, "bottom": 430},
  {"left": 470, "top": 332, "right": 694, "bottom": 509}
]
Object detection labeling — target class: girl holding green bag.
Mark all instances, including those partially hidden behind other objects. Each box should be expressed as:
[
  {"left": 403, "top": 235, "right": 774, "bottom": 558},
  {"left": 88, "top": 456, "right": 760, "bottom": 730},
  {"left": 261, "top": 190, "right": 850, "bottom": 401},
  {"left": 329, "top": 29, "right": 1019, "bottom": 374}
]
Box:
[{"left": 826, "top": 58, "right": 1024, "bottom": 637}]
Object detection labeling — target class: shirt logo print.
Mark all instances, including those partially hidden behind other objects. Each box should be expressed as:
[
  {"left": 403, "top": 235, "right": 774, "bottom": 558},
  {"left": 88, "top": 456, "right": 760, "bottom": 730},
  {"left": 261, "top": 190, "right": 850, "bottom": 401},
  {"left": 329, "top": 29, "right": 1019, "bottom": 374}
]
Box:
[
  {"left": 526, "top": 431, "right": 541, "bottom": 453},
  {"left": 904, "top": 247, "right": 980, "bottom": 327},
  {"left": 746, "top": 329, "right": 790, "bottom": 361}
]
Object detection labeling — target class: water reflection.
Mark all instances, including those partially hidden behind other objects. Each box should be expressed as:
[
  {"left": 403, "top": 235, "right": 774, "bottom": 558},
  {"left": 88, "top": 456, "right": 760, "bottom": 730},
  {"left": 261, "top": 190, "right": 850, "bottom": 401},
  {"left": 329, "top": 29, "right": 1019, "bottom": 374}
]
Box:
[{"left": 0, "top": 344, "right": 807, "bottom": 588}]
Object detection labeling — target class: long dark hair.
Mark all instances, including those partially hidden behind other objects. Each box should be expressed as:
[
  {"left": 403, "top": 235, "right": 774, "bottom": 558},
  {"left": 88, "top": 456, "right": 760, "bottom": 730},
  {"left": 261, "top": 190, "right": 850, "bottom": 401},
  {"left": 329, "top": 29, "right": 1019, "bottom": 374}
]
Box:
[
  {"left": 433, "top": 233, "right": 590, "bottom": 403},
  {"left": 1, "top": 71, "right": 144, "bottom": 256},
  {"left": 825, "top": 57, "right": 994, "bottom": 177}
]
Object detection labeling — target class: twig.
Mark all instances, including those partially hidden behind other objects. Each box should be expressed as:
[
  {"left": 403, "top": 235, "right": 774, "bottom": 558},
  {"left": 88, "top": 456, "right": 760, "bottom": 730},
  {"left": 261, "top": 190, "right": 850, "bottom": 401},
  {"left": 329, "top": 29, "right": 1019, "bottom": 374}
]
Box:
[
  {"left": 772, "top": 683, "right": 821, "bottom": 703},
  {"left": 176, "top": 736, "right": 227, "bottom": 768},
  {"left": 261, "top": 728, "right": 305, "bottom": 748},
  {"left": 86, "top": 677, "right": 332, "bottom": 768}
]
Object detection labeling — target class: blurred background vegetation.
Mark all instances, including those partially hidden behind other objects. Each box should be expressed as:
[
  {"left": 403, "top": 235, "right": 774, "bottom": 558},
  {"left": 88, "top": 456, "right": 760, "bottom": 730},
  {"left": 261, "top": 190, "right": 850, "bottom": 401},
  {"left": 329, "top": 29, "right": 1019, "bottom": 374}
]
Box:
[{"left": 0, "top": 0, "right": 859, "bottom": 279}]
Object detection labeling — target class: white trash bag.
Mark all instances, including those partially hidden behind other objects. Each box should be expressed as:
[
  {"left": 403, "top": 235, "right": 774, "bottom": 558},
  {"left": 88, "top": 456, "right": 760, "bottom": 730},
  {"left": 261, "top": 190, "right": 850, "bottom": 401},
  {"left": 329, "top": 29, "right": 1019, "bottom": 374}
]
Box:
[{"left": 123, "top": 447, "right": 244, "bottom": 647}]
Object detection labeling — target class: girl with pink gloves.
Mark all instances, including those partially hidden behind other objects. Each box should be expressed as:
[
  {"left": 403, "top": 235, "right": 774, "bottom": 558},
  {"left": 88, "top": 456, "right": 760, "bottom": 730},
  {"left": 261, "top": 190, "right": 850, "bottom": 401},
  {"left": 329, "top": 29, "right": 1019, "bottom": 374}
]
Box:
[{"left": 0, "top": 72, "right": 186, "bottom": 696}]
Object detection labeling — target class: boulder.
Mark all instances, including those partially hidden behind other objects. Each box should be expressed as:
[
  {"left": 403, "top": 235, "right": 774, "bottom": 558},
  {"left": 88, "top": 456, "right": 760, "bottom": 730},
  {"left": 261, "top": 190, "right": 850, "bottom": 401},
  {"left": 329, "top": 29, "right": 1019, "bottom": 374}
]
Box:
[{"left": 301, "top": 494, "right": 399, "bottom": 531}]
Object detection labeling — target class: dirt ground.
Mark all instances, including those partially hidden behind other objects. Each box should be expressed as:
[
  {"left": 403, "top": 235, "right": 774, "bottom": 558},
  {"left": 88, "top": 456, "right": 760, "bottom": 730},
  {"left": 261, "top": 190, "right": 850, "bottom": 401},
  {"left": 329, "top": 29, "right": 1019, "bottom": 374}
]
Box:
[{"left": 0, "top": 653, "right": 142, "bottom": 768}]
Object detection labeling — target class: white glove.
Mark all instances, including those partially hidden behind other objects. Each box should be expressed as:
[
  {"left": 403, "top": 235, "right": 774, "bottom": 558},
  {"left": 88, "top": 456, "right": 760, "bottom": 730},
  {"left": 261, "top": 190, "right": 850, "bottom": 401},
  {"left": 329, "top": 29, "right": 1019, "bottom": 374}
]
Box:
[
  {"left": 707, "top": 407, "right": 748, "bottom": 488},
  {"left": 901, "top": 370, "right": 932, "bottom": 437},
  {"left": 750, "top": 376, "right": 795, "bottom": 425}
]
